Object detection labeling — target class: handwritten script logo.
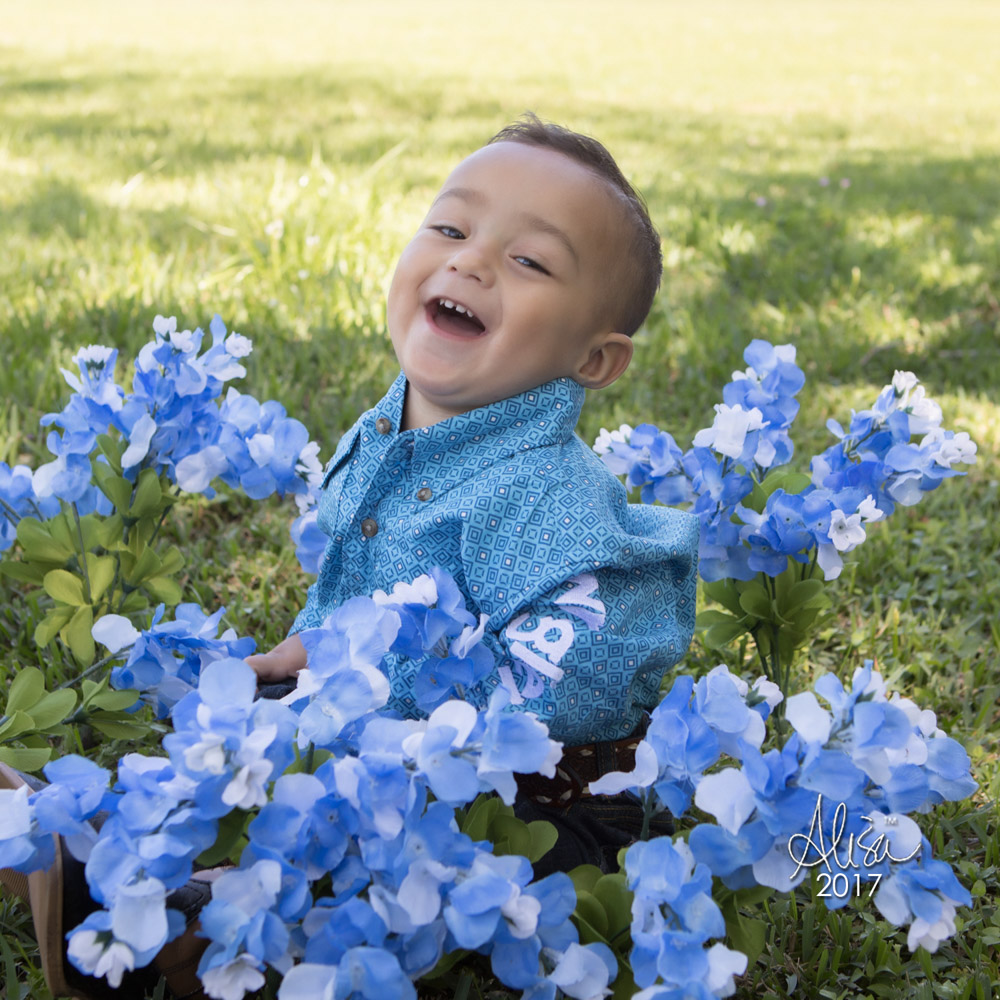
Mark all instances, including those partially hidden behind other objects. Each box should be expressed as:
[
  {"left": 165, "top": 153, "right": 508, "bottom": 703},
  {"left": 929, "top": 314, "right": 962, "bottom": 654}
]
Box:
[{"left": 787, "top": 794, "right": 920, "bottom": 879}]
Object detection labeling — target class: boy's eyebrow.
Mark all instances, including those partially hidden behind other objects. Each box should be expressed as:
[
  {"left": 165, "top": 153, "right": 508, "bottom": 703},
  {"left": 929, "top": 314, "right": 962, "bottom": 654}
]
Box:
[{"left": 433, "top": 187, "right": 579, "bottom": 265}]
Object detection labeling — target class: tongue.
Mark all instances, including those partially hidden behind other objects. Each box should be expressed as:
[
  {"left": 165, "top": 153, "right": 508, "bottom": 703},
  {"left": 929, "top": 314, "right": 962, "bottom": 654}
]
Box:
[{"left": 436, "top": 308, "right": 484, "bottom": 336}]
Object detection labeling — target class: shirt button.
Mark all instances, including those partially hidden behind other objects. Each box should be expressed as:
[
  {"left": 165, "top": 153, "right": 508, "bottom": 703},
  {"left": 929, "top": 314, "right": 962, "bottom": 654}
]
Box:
[
  {"left": 375, "top": 417, "right": 392, "bottom": 434},
  {"left": 416, "top": 487, "right": 433, "bottom": 501},
  {"left": 361, "top": 518, "right": 378, "bottom": 538}
]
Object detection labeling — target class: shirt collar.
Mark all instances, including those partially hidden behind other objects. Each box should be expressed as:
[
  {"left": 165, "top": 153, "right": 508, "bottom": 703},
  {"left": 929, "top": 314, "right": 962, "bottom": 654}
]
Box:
[{"left": 370, "top": 372, "right": 585, "bottom": 457}]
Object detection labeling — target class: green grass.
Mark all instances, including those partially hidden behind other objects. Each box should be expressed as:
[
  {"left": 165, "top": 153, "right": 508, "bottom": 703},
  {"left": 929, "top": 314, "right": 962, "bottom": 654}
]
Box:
[{"left": 1, "top": 2, "right": 998, "bottom": 997}]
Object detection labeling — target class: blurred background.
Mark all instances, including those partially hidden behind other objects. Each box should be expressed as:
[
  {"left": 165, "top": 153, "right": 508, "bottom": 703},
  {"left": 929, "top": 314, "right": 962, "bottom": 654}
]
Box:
[{"left": 1, "top": 3, "right": 997, "bottom": 994}]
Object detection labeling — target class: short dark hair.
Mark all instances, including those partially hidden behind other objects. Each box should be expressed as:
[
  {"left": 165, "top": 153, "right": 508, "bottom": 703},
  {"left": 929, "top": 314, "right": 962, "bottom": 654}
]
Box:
[{"left": 488, "top": 113, "right": 662, "bottom": 336}]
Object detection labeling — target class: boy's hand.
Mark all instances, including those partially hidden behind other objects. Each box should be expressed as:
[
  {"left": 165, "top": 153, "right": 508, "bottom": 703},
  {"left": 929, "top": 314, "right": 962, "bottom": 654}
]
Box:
[{"left": 246, "top": 634, "right": 308, "bottom": 681}]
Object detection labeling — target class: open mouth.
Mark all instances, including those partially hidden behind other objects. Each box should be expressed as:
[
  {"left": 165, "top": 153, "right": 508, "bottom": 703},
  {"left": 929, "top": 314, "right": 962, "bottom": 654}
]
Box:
[{"left": 429, "top": 298, "right": 487, "bottom": 337}]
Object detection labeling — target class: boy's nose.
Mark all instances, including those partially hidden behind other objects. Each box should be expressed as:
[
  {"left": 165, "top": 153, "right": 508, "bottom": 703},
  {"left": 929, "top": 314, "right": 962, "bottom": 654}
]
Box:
[{"left": 446, "top": 242, "right": 494, "bottom": 286}]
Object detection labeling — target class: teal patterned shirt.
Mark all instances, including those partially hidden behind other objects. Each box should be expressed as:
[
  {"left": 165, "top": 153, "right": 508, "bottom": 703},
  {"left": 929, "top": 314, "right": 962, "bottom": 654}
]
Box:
[{"left": 291, "top": 372, "right": 698, "bottom": 745}]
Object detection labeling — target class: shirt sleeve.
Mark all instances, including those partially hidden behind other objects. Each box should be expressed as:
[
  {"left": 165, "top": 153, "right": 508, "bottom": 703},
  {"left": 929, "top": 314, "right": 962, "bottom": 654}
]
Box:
[{"left": 468, "top": 567, "right": 693, "bottom": 746}]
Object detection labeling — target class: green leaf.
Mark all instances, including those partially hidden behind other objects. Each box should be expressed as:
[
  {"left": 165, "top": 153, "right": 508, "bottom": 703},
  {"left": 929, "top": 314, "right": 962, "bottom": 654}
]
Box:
[
  {"left": 95, "top": 513, "right": 126, "bottom": 549},
  {"left": 90, "top": 717, "right": 155, "bottom": 740},
  {"left": 6, "top": 666, "right": 45, "bottom": 713},
  {"left": 127, "top": 545, "right": 161, "bottom": 587},
  {"left": 459, "top": 794, "right": 500, "bottom": 842},
  {"left": 592, "top": 873, "right": 633, "bottom": 942},
  {"left": 196, "top": 809, "right": 248, "bottom": 867},
  {"left": 34, "top": 605, "right": 76, "bottom": 647},
  {"left": 490, "top": 813, "right": 532, "bottom": 857},
  {"left": 94, "top": 464, "right": 134, "bottom": 511},
  {"left": 129, "top": 468, "right": 165, "bottom": 518},
  {"left": 703, "top": 618, "right": 750, "bottom": 649},
  {"left": 724, "top": 904, "right": 767, "bottom": 967},
  {"left": 0, "top": 710, "right": 40, "bottom": 741},
  {"left": 0, "top": 746, "right": 53, "bottom": 772},
  {"left": 702, "top": 578, "right": 744, "bottom": 616},
  {"left": 159, "top": 545, "right": 185, "bottom": 576},
  {"left": 43, "top": 568, "right": 86, "bottom": 606},
  {"left": 778, "top": 578, "right": 827, "bottom": 615},
  {"left": 525, "top": 819, "right": 558, "bottom": 863},
  {"left": 88, "top": 689, "right": 141, "bottom": 712},
  {"left": 738, "top": 581, "right": 773, "bottom": 620},
  {"left": 120, "top": 591, "right": 151, "bottom": 613},
  {"left": 0, "top": 559, "right": 48, "bottom": 584},
  {"left": 145, "top": 575, "right": 183, "bottom": 604},
  {"left": 16, "top": 516, "right": 74, "bottom": 563},
  {"left": 573, "top": 889, "right": 609, "bottom": 939},
  {"left": 61, "top": 605, "right": 96, "bottom": 665},
  {"left": 696, "top": 609, "right": 740, "bottom": 628},
  {"left": 569, "top": 864, "right": 604, "bottom": 894},
  {"left": 97, "top": 433, "right": 124, "bottom": 474},
  {"left": 27, "top": 689, "right": 78, "bottom": 730},
  {"left": 84, "top": 554, "right": 117, "bottom": 602}
]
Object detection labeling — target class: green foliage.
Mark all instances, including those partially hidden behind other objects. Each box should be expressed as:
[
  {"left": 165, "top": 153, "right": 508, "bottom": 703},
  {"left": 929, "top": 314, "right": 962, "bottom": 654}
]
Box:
[
  {"left": 4, "top": 443, "right": 185, "bottom": 668},
  {"left": 459, "top": 794, "right": 558, "bottom": 865}
]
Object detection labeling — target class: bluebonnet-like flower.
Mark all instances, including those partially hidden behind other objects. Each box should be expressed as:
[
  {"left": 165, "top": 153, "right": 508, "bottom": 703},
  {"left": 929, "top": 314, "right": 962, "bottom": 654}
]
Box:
[
  {"left": 98, "top": 604, "right": 256, "bottom": 716},
  {"left": 625, "top": 836, "right": 747, "bottom": 995}
]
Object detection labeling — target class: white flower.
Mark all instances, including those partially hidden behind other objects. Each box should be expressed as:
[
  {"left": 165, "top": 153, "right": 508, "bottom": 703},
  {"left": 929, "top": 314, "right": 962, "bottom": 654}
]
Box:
[
  {"left": 175, "top": 445, "right": 229, "bottom": 493},
  {"left": 67, "top": 931, "right": 135, "bottom": 988},
  {"left": 547, "top": 941, "right": 613, "bottom": 999},
  {"left": 121, "top": 413, "right": 158, "bottom": 470},
  {"left": 785, "top": 691, "right": 832, "bottom": 744},
  {"left": 592, "top": 423, "right": 632, "bottom": 455},
  {"left": 152, "top": 315, "right": 177, "bottom": 339},
  {"left": 694, "top": 404, "right": 765, "bottom": 459},
  {"left": 500, "top": 885, "right": 541, "bottom": 939},
  {"left": 829, "top": 508, "right": 866, "bottom": 552},
  {"left": 922, "top": 428, "right": 977, "bottom": 468},
  {"left": 705, "top": 942, "right": 749, "bottom": 997},
  {"left": 247, "top": 433, "right": 275, "bottom": 467},
  {"left": 91, "top": 614, "right": 141, "bottom": 654},
  {"left": 857, "top": 494, "right": 884, "bottom": 522},
  {"left": 225, "top": 332, "right": 253, "bottom": 358},
  {"left": 184, "top": 732, "right": 228, "bottom": 775},
  {"left": 372, "top": 573, "right": 438, "bottom": 607},
  {"left": 264, "top": 219, "right": 285, "bottom": 239},
  {"left": 907, "top": 899, "right": 957, "bottom": 953},
  {"left": 752, "top": 675, "right": 784, "bottom": 709},
  {"left": 201, "top": 953, "right": 266, "bottom": 1000},
  {"left": 694, "top": 768, "right": 756, "bottom": 835}
]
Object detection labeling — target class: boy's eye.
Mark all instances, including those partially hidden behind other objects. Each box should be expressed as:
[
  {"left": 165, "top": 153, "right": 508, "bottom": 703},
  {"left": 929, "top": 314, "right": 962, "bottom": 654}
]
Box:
[
  {"left": 433, "top": 225, "right": 465, "bottom": 239},
  {"left": 513, "top": 255, "right": 550, "bottom": 275}
]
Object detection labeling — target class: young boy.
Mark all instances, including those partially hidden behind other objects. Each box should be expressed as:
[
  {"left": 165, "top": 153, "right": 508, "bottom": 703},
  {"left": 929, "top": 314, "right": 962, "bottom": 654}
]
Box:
[
  {"left": 1, "top": 116, "right": 698, "bottom": 1000},
  {"left": 250, "top": 114, "right": 698, "bottom": 871}
]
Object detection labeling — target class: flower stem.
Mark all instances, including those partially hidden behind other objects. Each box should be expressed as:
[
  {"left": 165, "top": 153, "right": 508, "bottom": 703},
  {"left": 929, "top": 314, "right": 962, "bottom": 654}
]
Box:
[{"left": 70, "top": 503, "right": 94, "bottom": 605}]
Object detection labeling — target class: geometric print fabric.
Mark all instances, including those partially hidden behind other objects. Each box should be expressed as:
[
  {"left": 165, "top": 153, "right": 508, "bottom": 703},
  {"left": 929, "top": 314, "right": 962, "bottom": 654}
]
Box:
[{"left": 292, "top": 372, "right": 699, "bottom": 744}]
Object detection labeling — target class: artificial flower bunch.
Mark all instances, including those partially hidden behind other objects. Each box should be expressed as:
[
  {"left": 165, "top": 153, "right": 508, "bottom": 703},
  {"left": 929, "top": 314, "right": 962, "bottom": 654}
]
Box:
[
  {"left": 587, "top": 662, "right": 975, "bottom": 995},
  {"left": 0, "top": 315, "right": 323, "bottom": 552},
  {"left": 0, "top": 571, "right": 624, "bottom": 1000},
  {"left": 594, "top": 340, "right": 977, "bottom": 583}
]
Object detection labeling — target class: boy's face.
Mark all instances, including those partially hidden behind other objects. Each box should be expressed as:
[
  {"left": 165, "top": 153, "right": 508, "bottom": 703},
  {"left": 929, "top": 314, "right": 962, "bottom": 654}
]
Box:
[{"left": 387, "top": 141, "right": 632, "bottom": 429}]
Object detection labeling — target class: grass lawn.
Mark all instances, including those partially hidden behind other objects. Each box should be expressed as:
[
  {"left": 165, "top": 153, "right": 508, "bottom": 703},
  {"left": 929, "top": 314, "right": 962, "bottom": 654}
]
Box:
[{"left": 1, "top": 2, "right": 997, "bottom": 997}]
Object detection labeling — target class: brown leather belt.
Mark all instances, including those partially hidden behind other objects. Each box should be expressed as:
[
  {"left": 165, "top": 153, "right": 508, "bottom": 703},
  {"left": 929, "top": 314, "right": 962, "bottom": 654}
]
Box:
[{"left": 514, "top": 731, "right": 644, "bottom": 809}]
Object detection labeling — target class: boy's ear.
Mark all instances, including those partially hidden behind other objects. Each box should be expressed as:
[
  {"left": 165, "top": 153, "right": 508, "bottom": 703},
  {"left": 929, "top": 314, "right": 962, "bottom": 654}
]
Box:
[{"left": 573, "top": 332, "right": 634, "bottom": 389}]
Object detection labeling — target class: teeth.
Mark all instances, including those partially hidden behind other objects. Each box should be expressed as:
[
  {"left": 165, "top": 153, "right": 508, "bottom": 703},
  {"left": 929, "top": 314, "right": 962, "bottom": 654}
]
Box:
[{"left": 438, "top": 298, "right": 476, "bottom": 321}]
